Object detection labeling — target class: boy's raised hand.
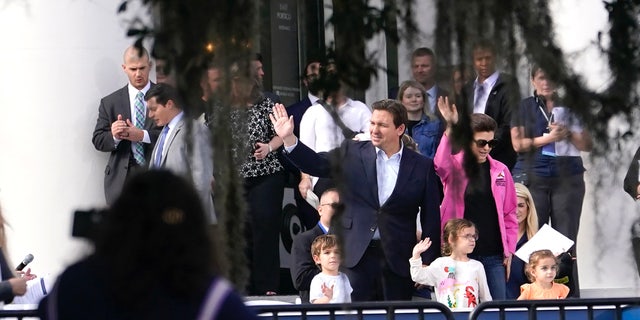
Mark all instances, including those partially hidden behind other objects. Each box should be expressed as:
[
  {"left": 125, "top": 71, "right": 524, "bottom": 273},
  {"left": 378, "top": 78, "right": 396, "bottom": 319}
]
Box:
[
  {"left": 321, "top": 282, "right": 334, "bottom": 300},
  {"left": 412, "top": 238, "right": 432, "bottom": 259}
]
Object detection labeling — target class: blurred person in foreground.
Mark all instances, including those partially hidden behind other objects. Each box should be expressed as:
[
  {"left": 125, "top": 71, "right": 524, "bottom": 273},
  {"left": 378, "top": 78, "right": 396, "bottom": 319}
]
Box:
[
  {"left": 38, "top": 170, "right": 257, "bottom": 319},
  {"left": 0, "top": 204, "right": 29, "bottom": 304}
]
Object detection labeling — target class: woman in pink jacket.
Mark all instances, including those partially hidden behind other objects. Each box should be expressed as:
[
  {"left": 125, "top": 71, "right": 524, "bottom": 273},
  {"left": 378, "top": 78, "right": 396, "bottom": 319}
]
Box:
[{"left": 434, "top": 97, "right": 518, "bottom": 300}]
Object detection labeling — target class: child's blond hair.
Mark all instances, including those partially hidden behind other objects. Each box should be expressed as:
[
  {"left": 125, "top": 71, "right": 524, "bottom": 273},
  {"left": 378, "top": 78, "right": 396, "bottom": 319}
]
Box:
[
  {"left": 526, "top": 249, "right": 558, "bottom": 282},
  {"left": 311, "top": 234, "right": 339, "bottom": 269}
]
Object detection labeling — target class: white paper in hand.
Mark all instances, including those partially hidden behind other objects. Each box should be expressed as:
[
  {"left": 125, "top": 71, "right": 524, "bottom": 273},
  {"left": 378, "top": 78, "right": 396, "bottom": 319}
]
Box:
[
  {"left": 515, "top": 224, "right": 575, "bottom": 262},
  {"left": 305, "top": 189, "right": 320, "bottom": 209}
]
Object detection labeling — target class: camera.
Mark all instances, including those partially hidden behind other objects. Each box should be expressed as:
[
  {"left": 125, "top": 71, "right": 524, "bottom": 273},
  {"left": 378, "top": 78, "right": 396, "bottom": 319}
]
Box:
[{"left": 72, "top": 209, "right": 107, "bottom": 240}]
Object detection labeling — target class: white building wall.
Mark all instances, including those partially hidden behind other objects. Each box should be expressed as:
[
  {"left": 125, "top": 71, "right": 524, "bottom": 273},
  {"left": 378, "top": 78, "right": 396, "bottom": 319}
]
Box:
[{"left": 0, "top": 0, "right": 153, "bottom": 278}]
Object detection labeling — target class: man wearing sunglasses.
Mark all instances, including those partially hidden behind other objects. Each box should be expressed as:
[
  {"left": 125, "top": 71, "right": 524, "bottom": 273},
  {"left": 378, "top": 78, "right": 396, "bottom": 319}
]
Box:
[{"left": 434, "top": 97, "right": 518, "bottom": 301}]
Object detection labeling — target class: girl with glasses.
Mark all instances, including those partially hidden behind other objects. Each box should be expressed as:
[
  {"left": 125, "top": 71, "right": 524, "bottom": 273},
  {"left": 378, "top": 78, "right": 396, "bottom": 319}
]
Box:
[
  {"left": 410, "top": 218, "right": 491, "bottom": 310},
  {"left": 506, "top": 183, "right": 539, "bottom": 298},
  {"left": 434, "top": 97, "right": 518, "bottom": 300}
]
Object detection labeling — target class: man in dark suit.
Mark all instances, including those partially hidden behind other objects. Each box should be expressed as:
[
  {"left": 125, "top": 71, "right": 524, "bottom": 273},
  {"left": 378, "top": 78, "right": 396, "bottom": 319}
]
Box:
[
  {"left": 270, "top": 99, "right": 441, "bottom": 301},
  {"left": 287, "top": 59, "right": 322, "bottom": 138},
  {"left": 390, "top": 47, "right": 449, "bottom": 116},
  {"left": 92, "top": 46, "right": 161, "bottom": 204},
  {"left": 463, "top": 39, "right": 520, "bottom": 170},
  {"left": 290, "top": 188, "right": 339, "bottom": 303}
]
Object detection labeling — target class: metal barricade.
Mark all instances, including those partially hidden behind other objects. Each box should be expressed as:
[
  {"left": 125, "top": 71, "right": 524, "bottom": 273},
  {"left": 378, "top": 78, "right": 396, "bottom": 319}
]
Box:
[
  {"left": 0, "top": 308, "right": 39, "bottom": 319},
  {"left": 468, "top": 297, "right": 640, "bottom": 320},
  {"left": 251, "top": 301, "right": 456, "bottom": 320}
]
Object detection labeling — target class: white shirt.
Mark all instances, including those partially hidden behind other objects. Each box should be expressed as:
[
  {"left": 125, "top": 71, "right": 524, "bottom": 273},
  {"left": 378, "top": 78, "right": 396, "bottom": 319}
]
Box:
[
  {"left": 299, "top": 98, "right": 371, "bottom": 152},
  {"left": 473, "top": 71, "right": 500, "bottom": 114},
  {"left": 114, "top": 82, "right": 152, "bottom": 147},
  {"left": 309, "top": 272, "right": 353, "bottom": 303},
  {"left": 299, "top": 98, "right": 371, "bottom": 186},
  {"left": 376, "top": 145, "right": 402, "bottom": 206},
  {"left": 308, "top": 92, "right": 320, "bottom": 106},
  {"left": 410, "top": 256, "right": 492, "bottom": 310}
]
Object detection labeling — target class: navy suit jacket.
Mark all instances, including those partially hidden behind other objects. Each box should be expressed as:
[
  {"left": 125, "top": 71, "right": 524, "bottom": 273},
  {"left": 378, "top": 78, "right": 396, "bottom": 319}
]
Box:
[
  {"left": 283, "top": 140, "right": 441, "bottom": 277},
  {"left": 287, "top": 97, "right": 312, "bottom": 138},
  {"left": 92, "top": 84, "right": 161, "bottom": 204}
]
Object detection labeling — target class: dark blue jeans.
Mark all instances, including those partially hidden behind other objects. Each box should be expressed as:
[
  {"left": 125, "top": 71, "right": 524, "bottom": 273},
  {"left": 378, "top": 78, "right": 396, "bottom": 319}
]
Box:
[
  {"left": 470, "top": 254, "right": 506, "bottom": 300},
  {"left": 529, "top": 173, "right": 584, "bottom": 297}
]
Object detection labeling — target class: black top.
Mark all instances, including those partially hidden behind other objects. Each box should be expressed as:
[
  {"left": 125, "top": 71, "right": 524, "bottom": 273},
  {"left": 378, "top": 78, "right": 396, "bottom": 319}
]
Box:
[
  {"left": 0, "top": 250, "right": 15, "bottom": 303},
  {"left": 464, "top": 161, "right": 502, "bottom": 256},
  {"left": 38, "top": 257, "right": 258, "bottom": 320},
  {"left": 506, "top": 234, "right": 529, "bottom": 299},
  {"left": 406, "top": 120, "right": 420, "bottom": 137}
]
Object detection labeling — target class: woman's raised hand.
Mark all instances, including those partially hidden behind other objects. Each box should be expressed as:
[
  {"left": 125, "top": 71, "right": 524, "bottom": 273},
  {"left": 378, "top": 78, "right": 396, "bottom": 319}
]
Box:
[{"left": 437, "top": 96, "right": 459, "bottom": 126}]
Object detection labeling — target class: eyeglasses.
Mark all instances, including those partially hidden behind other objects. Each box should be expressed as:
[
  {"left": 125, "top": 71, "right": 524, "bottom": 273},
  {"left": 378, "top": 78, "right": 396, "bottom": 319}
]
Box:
[
  {"left": 459, "top": 233, "right": 479, "bottom": 241},
  {"left": 305, "top": 73, "right": 319, "bottom": 80},
  {"left": 474, "top": 139, "right": 498, "bottom": 148},
  {"left": 320, "top": 203, "right": 342, "bottom": 209}
]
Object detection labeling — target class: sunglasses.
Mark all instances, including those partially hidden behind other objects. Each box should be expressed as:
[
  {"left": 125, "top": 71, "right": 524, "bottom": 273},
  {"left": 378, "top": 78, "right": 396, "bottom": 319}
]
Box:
[{"left": 474, "top": 139, "right": 498, "bottom": 148}]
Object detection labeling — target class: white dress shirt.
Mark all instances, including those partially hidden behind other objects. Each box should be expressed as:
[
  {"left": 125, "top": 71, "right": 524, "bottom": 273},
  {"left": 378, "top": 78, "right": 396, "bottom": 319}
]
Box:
[
  {"left": 299, "top": 98, "right": 371, "bottom": 187},
  {"left": 375, "top": 146, "right": 403, "bottom": 206},
  {"left": 473, "top": 71, "right": 500, "bottom": 114},
  {"left": 114, "top": 82, "right": 152, "bottom": 147},
  {"left": 299, "top": 98, "right": 371, "bottom": 152}
]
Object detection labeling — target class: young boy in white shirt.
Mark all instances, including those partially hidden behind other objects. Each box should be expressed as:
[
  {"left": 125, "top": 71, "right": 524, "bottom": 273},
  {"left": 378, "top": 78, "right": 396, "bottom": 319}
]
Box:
[{"left": 309, "top": 235, "right": 352, "bottom": 303}]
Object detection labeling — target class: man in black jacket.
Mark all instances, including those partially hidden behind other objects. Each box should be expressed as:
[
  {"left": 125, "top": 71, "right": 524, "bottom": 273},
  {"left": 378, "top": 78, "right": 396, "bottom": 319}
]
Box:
[{"left": 463, "top": 40, "right": 520, "bottom": 170}]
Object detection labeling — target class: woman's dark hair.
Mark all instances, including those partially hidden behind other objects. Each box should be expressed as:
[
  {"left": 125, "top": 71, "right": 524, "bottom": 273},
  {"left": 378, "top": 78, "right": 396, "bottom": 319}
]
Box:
[
  {"left": 530, "top": 64, "right": 544, "bottom": 78},
  {"left": 470, "top": 113, "right": 497, "bottom": 133},
  {"left": 94, "top": 170, "right": 216, "bottom": 307},
  {"left": 144, "top": 83, "right": 184, "bottom": 108}
]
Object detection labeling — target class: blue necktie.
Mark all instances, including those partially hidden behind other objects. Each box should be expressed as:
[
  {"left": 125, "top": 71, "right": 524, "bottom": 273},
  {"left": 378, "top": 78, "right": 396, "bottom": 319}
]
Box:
[
  {"left": 154, "top": 125, "right": 170, "bottom": 168},
  {"left": 474, "top": 84, "right": 486, "bottom": 113},
  {"left": 133, "top": 91, "right": 146, "bottom": 165}
]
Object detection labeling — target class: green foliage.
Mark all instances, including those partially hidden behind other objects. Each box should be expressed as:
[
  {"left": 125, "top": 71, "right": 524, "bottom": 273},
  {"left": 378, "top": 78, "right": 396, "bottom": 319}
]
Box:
[{"left": 119, "top": 0, "right": 640, "bottom": 292}]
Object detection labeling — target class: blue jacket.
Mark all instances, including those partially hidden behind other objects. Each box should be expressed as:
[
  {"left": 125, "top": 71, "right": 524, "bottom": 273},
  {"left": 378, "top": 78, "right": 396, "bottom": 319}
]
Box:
[{"left": 406, "top": 115, "right": 444, "bottom": 159}]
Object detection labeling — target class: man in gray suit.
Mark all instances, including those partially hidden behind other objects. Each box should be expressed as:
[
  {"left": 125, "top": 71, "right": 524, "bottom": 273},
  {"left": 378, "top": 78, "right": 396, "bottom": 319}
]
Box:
[
  {"left": 145, "top": 84, "right": 216, "bottom": 223},
  {"left": 92, "top": 46, "right": 161, "bottom": 204}
]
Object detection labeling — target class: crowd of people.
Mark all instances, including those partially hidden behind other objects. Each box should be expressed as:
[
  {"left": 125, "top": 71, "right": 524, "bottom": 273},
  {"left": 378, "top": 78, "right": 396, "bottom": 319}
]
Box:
[
  {"left": 279, "top": 39, "right": 590, "bottom": 307},
  {"left": 28, "top": 37, "right": 595, "bottom": 316}
]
